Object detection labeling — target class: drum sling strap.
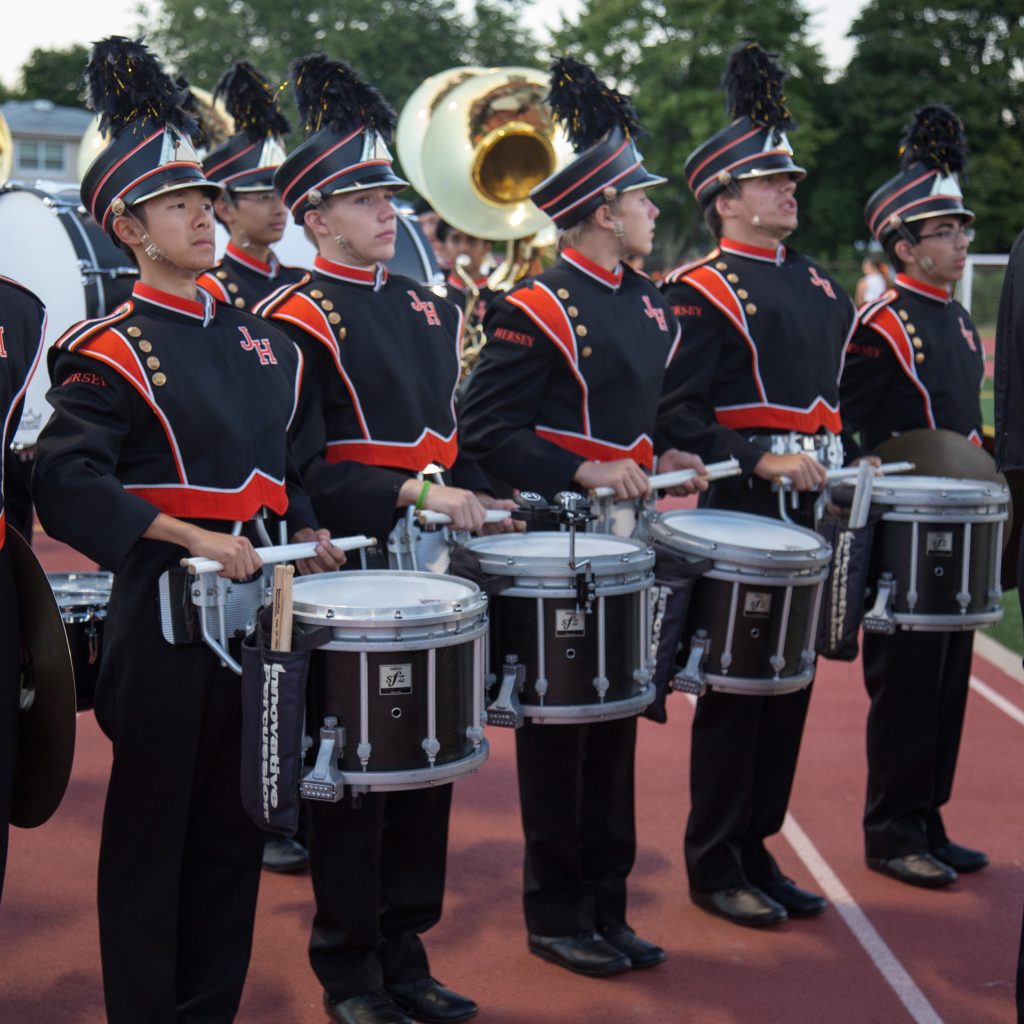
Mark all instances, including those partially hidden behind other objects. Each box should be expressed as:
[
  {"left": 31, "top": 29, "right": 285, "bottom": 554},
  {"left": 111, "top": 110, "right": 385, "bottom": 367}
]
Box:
[
  {"left": 646, "top": 545, "right": 713, "bottom": 723},
  {"left": 239, "top": 606, "right": 333, "bottom": 836},
  {"left": 814, "top": 505, "right": 879, "bottom": 661}
]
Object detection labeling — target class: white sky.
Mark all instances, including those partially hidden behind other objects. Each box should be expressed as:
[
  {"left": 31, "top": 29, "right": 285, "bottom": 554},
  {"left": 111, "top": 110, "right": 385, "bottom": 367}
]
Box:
[{"left": 1, "top": 0, "right": 865, "bottom": 90}]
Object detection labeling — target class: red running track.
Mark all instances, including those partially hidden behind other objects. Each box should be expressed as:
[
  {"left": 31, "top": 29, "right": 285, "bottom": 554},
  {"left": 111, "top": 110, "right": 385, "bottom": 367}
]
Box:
[{"left": 1, "top": 532, "right": 1021, "bottom": 1023}]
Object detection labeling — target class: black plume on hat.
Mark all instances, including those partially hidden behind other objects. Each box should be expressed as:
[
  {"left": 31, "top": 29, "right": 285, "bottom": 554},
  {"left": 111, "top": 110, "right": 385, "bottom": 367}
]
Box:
[
  {"left": 546, "top": 56, "right": 642, "bottom": 152},
  {"left": 174, "top": 74, "right": 210, "bottom": 148},
  {"left": 899, "top": 104, "right": 968, "bottom": 176},
  {"left": 85, "top": 36, "right": 197, "bottom": 140},
  {"left": 214, "top": 61, "right": 291, "bottom": 142},
  {"left": 290, "top": 53, "right": 396, "bottom": 140},
  {"left": 723, "top": 43, "right": 795, "bottom": 134}
]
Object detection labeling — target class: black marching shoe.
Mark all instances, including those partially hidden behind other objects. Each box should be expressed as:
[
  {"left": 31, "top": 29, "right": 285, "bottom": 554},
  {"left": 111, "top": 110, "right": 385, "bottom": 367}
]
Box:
[
  {"left": 760, "top": 878, "right": 829, "bottom": 918},
  {"left": 867, "top": 852, "right": 957, "bottom": 888},
  {"left": 323, "top": 990, "right": 412, "bottom": 1024},
  {"left": 386, "top": 978, "right": 478, "bottom": 1023},
  {"left": 262, "top": 836, "right": 309, "bottom": 874},
  {"left": 601, "top": 927, "right": 667, "bottom": 969},
  {"left": 690, "top": 886, "right": 788, "bottom": 928},
  {"left": 931, "top": 841, "right": 989, "bottom": 873},
  {"left": 527, "top": 932, "right": 632, "bottom": 977}
]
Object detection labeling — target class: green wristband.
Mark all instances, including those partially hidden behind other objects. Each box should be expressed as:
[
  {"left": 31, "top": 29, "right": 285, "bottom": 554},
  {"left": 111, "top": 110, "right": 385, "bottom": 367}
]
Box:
[{"left": 415, "top": 480, "right": 432, "bottom": 510}]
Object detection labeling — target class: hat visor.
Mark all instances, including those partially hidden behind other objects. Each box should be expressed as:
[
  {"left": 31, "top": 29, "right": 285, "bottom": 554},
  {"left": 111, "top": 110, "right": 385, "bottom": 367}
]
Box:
[
  {"left": 904, "top": 205, "right": 975, "bottom": 228},
  {"left": 133, "top": 177, "right": 225, "bottom": 207},
  {"left": 324, "top": 170, "right": 411, "bottom": 198},
  {"left": 737, "top": 162, "right": 807, "bottom": 184},
  {"left": 621, "top": 170, "right": 669, "bottom": 193}
]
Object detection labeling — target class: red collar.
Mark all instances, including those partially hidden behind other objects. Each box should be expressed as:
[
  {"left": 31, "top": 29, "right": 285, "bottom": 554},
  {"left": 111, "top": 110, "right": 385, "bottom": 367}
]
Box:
[
  {"left": 719, "top": 237, "right": 787, "bottom": 265},
  {"left": 895, "top": 272, "right": 951, "bottom": 304},
  {"left": 562, "top": 248, "right": 624, "bottom": 290},
  {"left": 225, "top": 241, "right": 277, "bottom": 277},
  {"left": 132, "top": 282, "right": 212, "bottom": 324},
  {"left": 445, "top": 272, "right": 489, "bottom": 290},
  {"left": 313, "top": 254, "right": 388, "bottom": 289}
]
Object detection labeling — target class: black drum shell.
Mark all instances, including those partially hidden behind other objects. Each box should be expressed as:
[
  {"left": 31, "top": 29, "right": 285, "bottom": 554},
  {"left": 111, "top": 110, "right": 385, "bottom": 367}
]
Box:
[
  {"left": 869, "top": 517, "right": 1001, "bottom": 617},
  {"left": 63, "top": 614, "right": 105, "bottom": 711},
  {"left": 684, "top": 575, "right": 817, "bottom": 681},
  {"left": 487, "top": 591, "right": 645, "bottom": 707},
  {"left": 304, "top": 641, "right": 476, "bottom": 773}
]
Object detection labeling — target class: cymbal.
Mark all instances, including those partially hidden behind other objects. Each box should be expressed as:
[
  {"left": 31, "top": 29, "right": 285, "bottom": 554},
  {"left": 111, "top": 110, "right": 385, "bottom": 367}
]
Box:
[
  {"left": 8, "top": 526, "right": 76, "bottom": 829},
  {"left": 873, "top": 428, "right": 1014, "bottom": 555}
]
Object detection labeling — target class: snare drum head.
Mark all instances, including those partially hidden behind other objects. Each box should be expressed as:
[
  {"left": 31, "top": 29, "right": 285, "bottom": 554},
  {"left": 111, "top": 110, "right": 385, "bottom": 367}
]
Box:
[
  {"left": 847, "top": 475, "right": 1008, "bottom": 508},
  {"left": 292, "top": 570, "right": 483, "bottom": 627},
  {"left": 465, "top": 532, "right": 653, "bottom": 579},
  {"left": 651, "top": 509, "right": 830, "bottom": 570}
]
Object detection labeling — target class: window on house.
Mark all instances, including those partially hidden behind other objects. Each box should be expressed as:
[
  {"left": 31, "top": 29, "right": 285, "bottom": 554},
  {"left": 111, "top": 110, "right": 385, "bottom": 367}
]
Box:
[{"left": 17, "top": 140, "right": 66, "bottom": 173}]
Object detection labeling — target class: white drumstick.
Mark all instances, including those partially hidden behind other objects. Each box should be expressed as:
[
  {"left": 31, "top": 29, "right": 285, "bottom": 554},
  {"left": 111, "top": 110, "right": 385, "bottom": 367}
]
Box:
[
  {"left": 776, "top": 460, "right": 917, "bottom": 489},
  {"left": 415, "top": 509, "right": 512, "bottom": 527},
  {"left": 591, "top": 457, "right": 742, "bottom": 499},
  {"left": 181, "top": 535, "right": 375, "bottom": 575}
]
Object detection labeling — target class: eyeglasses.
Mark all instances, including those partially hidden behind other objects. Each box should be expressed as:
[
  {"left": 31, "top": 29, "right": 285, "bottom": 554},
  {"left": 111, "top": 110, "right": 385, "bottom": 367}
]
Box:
[
  {"left": 917, "top": 226, "right": 976, "bottom": 243},
  {"left": 236, "top": 193, "right": 282, "bottom": 205}
]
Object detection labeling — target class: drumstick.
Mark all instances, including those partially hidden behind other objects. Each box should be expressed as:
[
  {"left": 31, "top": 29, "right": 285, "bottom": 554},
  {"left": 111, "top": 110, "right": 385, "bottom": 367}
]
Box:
[
  {"left": 181, "top": 534, "right": 375, "bottom": 575},
  {"left": 590, "top": 457, "right": 742, "bottom": 499},
  {"left": 416, "top": 509, "right": 511, "bottom": 526},
  {"left": 270, "top": 564, "right": 294, "bottom": 653},
  {"left": 774, "top": 460, "right": 917, "bottom": 490}
]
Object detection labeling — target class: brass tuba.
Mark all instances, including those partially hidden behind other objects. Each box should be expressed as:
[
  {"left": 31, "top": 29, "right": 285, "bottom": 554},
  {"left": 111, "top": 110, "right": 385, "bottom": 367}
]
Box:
[
  {"left": 76, "top": 85, "right": 235, "bottom": 181},
  {"left": 0, "top": 111, "right": 13, "bottom": 184},
  {"left": 397, "top": 67, "right": 569, "bottom": 376}
]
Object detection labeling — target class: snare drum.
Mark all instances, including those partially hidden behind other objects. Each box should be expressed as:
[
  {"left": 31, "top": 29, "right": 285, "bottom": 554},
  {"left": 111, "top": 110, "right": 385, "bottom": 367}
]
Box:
[
  {"left": 462, "top": 533, "right": 656, "bottom": 723},
  {"left": 293, "top": 571, "right": 488, "bottom": 792},
  {"left": 0, "top": 184, "right": 137, "bottom": 446},
  {"left": 838, "top": 475, "right": 1008, "bottom": 632},
  {"left": 47, "top": 571, "right": 113, "bottom": 711},
  {"left": 644, "top": 510, "right": 833, "bottom": 696}
]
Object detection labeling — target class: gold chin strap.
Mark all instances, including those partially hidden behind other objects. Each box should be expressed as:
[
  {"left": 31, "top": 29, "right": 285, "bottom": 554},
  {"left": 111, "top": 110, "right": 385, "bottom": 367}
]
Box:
[{"left": 138, "top": 228, "right": 194, "bottom": 278}]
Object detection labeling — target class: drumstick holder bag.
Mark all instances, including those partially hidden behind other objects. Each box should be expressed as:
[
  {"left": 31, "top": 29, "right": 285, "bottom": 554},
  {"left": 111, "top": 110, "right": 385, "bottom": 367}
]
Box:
[
  {"left": 240, "top": 606, "right": 322, "bottom": 836},
  {"left": 814, "top": 508, "right": 877, "bottom": 661}
]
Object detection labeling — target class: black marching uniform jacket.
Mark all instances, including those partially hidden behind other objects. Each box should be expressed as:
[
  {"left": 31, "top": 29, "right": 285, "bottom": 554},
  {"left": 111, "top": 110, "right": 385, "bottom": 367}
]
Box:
[
  {"left": 0, "top": 276, "right": 46, "bottom": 901},
  {"left": 657, "top": 237, "right": 855, "bottom": 895},
  {"left": 840, "top": 271, "right": 984, "bottom": 861},
  {"left": 257, "top": 253, "right": 476, "bottom": 1000},
  {"left": 197, "top": 240, "right": 305, "bottom": 313},
  {"left": 32, "top": 281, "right": 316, "bottom": 1023},
  {"left": 459, "top": 247, "right": 680, "bottom": 937},
  {"left": 438, "top": 270, "right": 498, "bottom": 328}
]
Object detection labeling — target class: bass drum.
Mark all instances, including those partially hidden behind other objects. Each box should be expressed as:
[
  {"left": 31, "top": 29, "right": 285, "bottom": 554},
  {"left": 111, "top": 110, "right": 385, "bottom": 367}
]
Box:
[
  {"left": 227, "top": 203, "right": 439, "bottom": 283},
  {"left": 0, "top": 182, "right": 138, "bottom": 447}
]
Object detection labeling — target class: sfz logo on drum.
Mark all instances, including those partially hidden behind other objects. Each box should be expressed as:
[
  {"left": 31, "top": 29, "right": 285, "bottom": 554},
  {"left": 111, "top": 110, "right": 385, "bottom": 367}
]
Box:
[
  {"left": 743, "top": 592, "right": 772, "bottom": 618},
  {"left": 927, "top": 531, "right": 954, "bottom": 556},
  {"left": 380, "top": 664, "right": 413, "bottom": 695},
  {"left": 556, "top": 609, "right": 586, "bottom": 636}
]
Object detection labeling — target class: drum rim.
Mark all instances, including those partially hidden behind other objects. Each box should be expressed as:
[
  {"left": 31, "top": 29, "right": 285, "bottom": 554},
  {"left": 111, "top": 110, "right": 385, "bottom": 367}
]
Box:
[
  {"left": 292, "top": 569, "right": 486, "bottom": 627},
  {"left": 646, "top": 509, "right": 832, "bottom": 570},
  {"left": 461, "top": 533, "right": 655, "bottom": 578},
  {"left": 834, "top": 475, "right": 1009, "bottom": 507}
]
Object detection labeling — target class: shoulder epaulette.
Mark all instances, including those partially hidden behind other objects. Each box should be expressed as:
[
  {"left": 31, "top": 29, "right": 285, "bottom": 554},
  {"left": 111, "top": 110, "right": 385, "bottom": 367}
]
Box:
[
  {"left": 252, "top": 272, "right": 312, "bottom": 318},
  {"left": 55, "top": 303, "right": 135, "bottom": 352},
  {"left": 859, "top": 289, "right": 898, "bottom": 324},
  {"left": 505, "top": 280, "right": 579, "bottom": 367},
  {"left": 0, "top": 274, "right": 46, "bottom": 311},
  {"left": 258, "top": 281, "right": 339, "bottom": 363},
  {"left": 662, "top": 248, "right": 720, "bottom": 285},
  {"left": 197, "top": 270, "right": 230, "bottom": 303}
]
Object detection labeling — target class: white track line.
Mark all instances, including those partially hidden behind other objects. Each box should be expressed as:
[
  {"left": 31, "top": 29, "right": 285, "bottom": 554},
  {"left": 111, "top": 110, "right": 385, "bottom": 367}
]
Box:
[
  {"left": 782, "top": 814, "right": 945, "bottom": 1024},
  {"left": 973, "top": 633, "right": 1024, "bottom": 686},
  {"left": 970, "top": 675, "right": 1024, "bottom": 727},
  {"left": 683, "top": 691, "right": 944, "bottom": 1023}
]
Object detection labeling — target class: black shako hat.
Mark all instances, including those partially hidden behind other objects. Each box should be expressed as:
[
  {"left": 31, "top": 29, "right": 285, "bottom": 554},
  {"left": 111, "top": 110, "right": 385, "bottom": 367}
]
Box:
[
  {"left": 202, "top": 61, "right": 291, "bottom": 192},
  {"left": 80, "top": 36, "right": 222, "bottom": 237},
  {"left": 684, "top": 43, "right": 805, "bottom": 207},
  {"left": 864, "top": 105, "right": 973, "bottom": 243},
  {"left": 529, "top": 57, "right": 666, "bottom": 231},
  {"left": 275, "top": 54, "right": 408, "bottom": 224}
]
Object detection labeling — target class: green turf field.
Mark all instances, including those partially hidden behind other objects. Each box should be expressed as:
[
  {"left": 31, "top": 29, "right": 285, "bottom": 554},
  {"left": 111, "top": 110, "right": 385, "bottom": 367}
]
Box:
[{"left": 987, "top": 591, "right": 1024, "bottom": 656}]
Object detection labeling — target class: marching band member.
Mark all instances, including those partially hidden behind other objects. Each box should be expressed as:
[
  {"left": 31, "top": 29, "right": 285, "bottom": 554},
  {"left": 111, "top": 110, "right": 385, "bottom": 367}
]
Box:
[
  {"left": 840, "top": 106, "right": 988, "bottom": 888},
  {"left": 434, "top": 220, "right": 496, "bottom": 325},
  {"left": 460, "top": 57, "right": 704, "bottom": 977},
  {"left": 198, "top": 58, "right": 311, "bottom": 875},
  {"left": 0, "top": 276, "right": 46, "bottom": 902},
  {"left": 257, "top": 54, "right": 497, "bottom": 1024},
  {"left": 197, "top": 61, "right": 304, "bottom": 312},
  {"left": 657, "top": 44, "right": 854, "bottom": 927},
  {"left": 31, "top": 38, "right": 340, "bottom": 1023}
]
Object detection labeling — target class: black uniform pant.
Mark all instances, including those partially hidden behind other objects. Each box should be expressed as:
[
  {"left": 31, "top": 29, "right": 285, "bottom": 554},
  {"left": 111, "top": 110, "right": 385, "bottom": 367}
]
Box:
[
  {"left": 516, "top": 715, "right": 637, "bottom": 936},
  {"left": 307, "top": 784, "right": 453, "bottom": 1001},
  {"left": 861, "top": 629, "right": 973, "bottom": 859},
  {"left": 0, "top": 545, "right": 18, "bottom": 903},
  {"left": 685, "top": 479, "right": 818, "bottom": 893},
  {"left": 94, "top": 571, "right": 264, "bottom": 1024}
]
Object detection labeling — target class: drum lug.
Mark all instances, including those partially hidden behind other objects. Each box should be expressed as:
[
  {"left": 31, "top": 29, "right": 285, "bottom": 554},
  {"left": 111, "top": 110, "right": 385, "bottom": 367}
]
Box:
[
  {"left": 672, "top": 632, "right": 710, "bottom": 697},
  {"left": 487, "top": 656, "right": 525, "bottom": 728},
  {"left": 863, "top": 573, "right": 897, "bottom": 635},
  {"left": 300, "top": 717, "right": 348, "bottom": 802}
]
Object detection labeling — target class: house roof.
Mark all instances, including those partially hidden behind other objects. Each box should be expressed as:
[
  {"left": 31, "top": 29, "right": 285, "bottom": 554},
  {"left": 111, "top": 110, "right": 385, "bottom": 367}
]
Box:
[{"left": 2, "top": 100, "right": 93, "bottom": 140}]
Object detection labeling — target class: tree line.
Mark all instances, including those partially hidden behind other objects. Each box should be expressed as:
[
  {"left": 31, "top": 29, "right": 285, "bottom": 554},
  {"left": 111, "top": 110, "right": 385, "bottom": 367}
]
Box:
[{"left": 5, "top": 0, "right": 1022, "bottom": 264}]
